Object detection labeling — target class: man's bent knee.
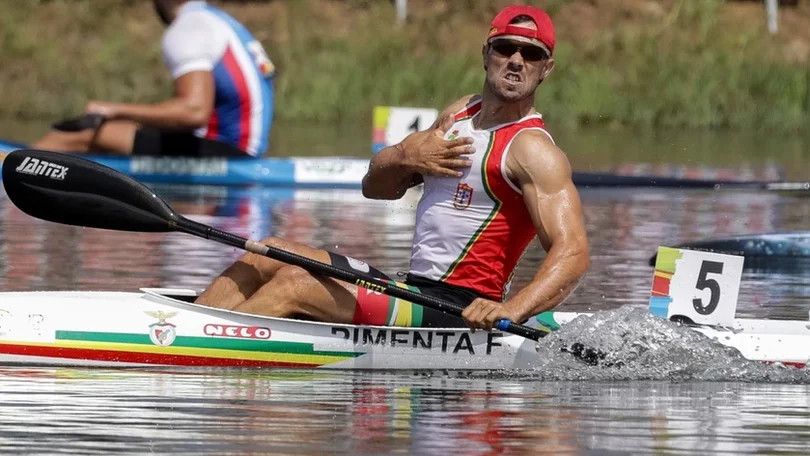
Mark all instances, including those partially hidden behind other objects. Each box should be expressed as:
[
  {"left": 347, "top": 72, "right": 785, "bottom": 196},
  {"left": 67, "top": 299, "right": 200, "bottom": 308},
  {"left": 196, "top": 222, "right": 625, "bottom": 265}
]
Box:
[
  {"left": 257, "top": 265, "right": 313, "bottom": 305},
  {"left": 239, "top": 266, "right": 314, "bottom": 317},
  {"left": 272, "top": 265, "right": 311, "bottom": 283}
]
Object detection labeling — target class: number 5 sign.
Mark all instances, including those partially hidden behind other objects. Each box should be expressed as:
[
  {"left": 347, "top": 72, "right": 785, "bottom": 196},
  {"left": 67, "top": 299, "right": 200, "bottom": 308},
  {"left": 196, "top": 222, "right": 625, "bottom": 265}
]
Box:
[{"left": 649, "top": 247, "right": 744, "bottom": 327}]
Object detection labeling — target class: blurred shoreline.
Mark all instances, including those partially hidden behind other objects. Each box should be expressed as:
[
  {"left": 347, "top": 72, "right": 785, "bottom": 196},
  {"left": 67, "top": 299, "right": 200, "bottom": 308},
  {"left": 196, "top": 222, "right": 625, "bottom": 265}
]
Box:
[{"left": 0, "top": 0, "right": 808, "bottom": 133}]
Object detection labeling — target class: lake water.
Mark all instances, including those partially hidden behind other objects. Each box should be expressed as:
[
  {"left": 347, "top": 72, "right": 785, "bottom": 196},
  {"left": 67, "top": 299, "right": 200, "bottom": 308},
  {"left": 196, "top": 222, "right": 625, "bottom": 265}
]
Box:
[
  {"left": 1, "top": 121, "right": 810, "bottom": 454},
  {"left": 1, "top": 368, "right": 808, "bottom": 455}
]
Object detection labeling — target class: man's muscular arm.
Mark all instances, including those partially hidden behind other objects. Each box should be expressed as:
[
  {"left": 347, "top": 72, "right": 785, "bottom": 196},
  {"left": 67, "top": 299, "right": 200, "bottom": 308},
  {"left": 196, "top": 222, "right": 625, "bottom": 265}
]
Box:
[
  {"left": 86, "top": 71, "right": 214, "bottom": 130},
  {"left": 361, "top": 95, "right": 478, "bottom": 200},
  {"left": 462, "top": 130, "right": 590, "bottom": 329}
]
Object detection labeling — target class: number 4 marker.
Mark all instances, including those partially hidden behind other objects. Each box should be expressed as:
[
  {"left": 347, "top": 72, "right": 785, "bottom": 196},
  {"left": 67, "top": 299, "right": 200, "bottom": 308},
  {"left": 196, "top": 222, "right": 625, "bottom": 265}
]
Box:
[{"left": 649, "top": 247, "right": 744, "bottom": 327}]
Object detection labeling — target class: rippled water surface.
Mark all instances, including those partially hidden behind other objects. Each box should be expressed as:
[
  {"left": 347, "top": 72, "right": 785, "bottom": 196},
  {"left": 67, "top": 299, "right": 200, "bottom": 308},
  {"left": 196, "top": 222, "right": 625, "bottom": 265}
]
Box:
[
  {"left": 0, "top": 368, "right": 808, "bottom": 455},
  {"left": 2, "top": 181, "right": 810, "bottom": 454}
]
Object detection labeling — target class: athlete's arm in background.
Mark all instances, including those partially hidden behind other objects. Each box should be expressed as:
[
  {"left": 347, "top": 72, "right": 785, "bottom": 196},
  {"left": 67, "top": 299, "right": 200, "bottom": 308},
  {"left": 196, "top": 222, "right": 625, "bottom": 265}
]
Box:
[
  {"left": 85, "top": 71, "right": 214, "bottom": 130},
  {"left": 362, "top": 95, "right": 478, "bottom": 200},
  {"left": 462, "top": 130, "right": 591, "bottom": 329},
  {"left": 84, "top": 12, "right": 219, "bottom": 130}
]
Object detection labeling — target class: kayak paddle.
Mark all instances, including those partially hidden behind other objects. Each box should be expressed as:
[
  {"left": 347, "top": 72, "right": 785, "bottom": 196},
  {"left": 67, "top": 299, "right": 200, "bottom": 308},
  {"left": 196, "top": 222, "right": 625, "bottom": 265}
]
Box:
[{"left": 52, "top": 114, "right": 106, "bottom": 132}]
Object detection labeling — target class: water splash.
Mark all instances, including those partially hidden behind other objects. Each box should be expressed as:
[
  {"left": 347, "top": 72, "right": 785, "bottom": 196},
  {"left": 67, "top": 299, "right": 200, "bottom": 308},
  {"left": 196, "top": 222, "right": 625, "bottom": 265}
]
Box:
[{"left": 523, "top": 306, "right": 810, "bottom": 383}]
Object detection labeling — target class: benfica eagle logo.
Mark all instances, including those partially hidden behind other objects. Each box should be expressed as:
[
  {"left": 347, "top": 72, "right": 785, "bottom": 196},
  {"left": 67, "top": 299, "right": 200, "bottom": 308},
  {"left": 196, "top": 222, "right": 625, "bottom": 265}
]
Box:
[{"left": 145, "top": 310, "right": 177, "bottom": 347}]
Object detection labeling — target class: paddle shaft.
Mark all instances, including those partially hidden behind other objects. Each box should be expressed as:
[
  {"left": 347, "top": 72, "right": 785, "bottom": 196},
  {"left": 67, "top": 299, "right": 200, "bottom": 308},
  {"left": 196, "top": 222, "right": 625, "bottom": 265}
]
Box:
[{"left": 173, "top": 217, "right": 545, "bottom": 341}]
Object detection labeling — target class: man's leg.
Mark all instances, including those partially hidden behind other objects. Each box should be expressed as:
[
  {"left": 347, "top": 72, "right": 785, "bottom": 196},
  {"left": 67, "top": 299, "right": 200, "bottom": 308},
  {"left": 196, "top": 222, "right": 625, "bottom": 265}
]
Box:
[
  {"left": 194, "top": 237, "right": 332, "bottom": 310},
  {"left": 197, "top": 244, "right": 433, "bottom": 325},
  {"left": 32, "top": 120, "right": 139, "bottom": 154},
  {"left": 230, "top": 265, "right": 427, "bottom": 325},
  {"left": 232, "top": 265, "right": 360, "bottom": 324}
]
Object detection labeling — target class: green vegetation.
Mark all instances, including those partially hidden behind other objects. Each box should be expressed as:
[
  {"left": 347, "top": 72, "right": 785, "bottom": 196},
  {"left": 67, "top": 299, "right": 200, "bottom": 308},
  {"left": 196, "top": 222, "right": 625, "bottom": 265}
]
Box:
[{"left": 1, "top": 0, "right": 808, "bottom": 132}]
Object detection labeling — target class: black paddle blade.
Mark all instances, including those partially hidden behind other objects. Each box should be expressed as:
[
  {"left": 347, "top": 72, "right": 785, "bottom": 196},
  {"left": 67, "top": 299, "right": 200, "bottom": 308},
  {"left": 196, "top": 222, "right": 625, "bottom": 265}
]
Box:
[
  {"left": 52, "top": 114, "right": 106, "bottom": 132},
  {"left": 2, "top": 149, "right": 177, "bottom": 232}
]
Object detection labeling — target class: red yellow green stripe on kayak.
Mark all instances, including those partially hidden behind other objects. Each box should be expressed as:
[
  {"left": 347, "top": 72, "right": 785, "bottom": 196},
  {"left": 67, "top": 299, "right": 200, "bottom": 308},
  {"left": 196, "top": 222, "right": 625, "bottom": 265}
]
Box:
[{"left": 0, "top": 330, "right": 362, "bottom": 367}]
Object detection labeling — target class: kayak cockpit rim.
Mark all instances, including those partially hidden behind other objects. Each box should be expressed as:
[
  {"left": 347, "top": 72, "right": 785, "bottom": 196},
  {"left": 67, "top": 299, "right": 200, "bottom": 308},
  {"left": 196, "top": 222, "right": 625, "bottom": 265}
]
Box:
[{"left": 137, "top": 287, "right": 536, "bottom": 336}]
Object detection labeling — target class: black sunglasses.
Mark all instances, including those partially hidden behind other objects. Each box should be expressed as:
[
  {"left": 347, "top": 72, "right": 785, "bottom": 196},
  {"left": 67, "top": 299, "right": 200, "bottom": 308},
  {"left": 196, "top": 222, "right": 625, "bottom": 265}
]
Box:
[{"left": 490, "top": 41, "right": 548, "bottom": 62}]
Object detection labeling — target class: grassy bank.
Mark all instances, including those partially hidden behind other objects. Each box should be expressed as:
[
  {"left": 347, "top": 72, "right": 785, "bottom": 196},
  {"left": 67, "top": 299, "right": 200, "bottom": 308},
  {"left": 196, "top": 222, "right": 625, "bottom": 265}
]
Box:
[{"left": 1, "top": 0, "right": 809, "bottom": 132}]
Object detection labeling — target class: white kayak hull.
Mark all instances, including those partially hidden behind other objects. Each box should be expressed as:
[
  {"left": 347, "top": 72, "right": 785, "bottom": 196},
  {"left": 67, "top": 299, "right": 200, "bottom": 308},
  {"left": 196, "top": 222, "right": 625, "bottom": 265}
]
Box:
[
  {"left": 0, "top": 289, "right": 543, "bottom": 370},
  {"left": 0, "top": 288, "right": 806, "bottom": 369}
]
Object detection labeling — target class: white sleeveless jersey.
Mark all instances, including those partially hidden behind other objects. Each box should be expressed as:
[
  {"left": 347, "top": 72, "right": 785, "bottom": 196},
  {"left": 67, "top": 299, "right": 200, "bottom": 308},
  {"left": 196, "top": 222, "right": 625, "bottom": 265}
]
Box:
[
  {"left": 408, "top": 99, "right": 554, "bottom": 300},
  {"left": 162, "top": 1, "right": 274, "bottom": 156}
]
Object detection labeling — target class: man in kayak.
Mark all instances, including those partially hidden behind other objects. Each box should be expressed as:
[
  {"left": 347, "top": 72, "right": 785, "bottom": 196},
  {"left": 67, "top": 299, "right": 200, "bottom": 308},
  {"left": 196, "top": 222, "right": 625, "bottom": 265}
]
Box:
[
  {"left": 32, "top": 0, "right": 274, "bottom": 158},
  {"left": 195, "top": 4, "right": 590, "bottom": 330}
]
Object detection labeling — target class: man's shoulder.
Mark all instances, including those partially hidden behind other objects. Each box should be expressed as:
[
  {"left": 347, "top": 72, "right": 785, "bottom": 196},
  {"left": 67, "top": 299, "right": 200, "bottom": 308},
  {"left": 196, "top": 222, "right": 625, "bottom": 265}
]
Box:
[
  {"left": 161, "top": 7, "right": 225, "bottom": 54},
  {"left": 432, "top": 95, "right": 481, "bottom": 128},
  {"left": 443, "top": 94, "right": 481, "bottom": 116},
  {"left": 163, "top": 11, "right": 199, "bottom": 43},
  {"left": 165, "top": 7, "right": 222, "bottom": 36},
  {"left": 514, "top": 128, "right": 556, "bottom": 148},
  {"left": 161, "top": 9, "right": 225, "bottom": 76},
  {"left": 509, "top": 128, "right": 571, "bottom": 180}
]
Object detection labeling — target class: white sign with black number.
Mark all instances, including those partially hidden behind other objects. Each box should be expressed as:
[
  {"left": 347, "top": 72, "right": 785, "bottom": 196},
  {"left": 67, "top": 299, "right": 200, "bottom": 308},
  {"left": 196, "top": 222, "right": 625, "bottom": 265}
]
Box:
[
  {"left": 667, "top": 249, "right": 744, "bottom": 327},
  {"left": 385, "top": 107, "right": 438, "bottom": 146}
]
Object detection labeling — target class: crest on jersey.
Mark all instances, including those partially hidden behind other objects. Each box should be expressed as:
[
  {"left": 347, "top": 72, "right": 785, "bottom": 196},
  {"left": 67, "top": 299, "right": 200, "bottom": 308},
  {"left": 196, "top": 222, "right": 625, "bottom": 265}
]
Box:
[{"left": 453, "top": 183, "right": 474, "bottom": 210}]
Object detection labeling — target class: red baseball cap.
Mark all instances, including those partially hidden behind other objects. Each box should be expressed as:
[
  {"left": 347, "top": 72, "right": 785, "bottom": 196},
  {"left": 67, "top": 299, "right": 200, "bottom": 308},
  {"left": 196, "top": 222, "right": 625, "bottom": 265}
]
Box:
[{"left": 487, "top": 5, "right": 555, "bottom": 55}]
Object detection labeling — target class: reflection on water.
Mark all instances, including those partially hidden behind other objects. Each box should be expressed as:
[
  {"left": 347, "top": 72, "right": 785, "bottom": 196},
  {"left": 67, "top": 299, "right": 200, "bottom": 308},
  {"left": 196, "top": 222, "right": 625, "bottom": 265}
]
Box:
[
  {"left": 3, "top": 184, "right": 809, "bottom": 318},
  {"left": 0, "top": 368, "right": 808, "bottom": 455},
  {"left": 3, "top": 176, "right": 810, "bottom": 453}
]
